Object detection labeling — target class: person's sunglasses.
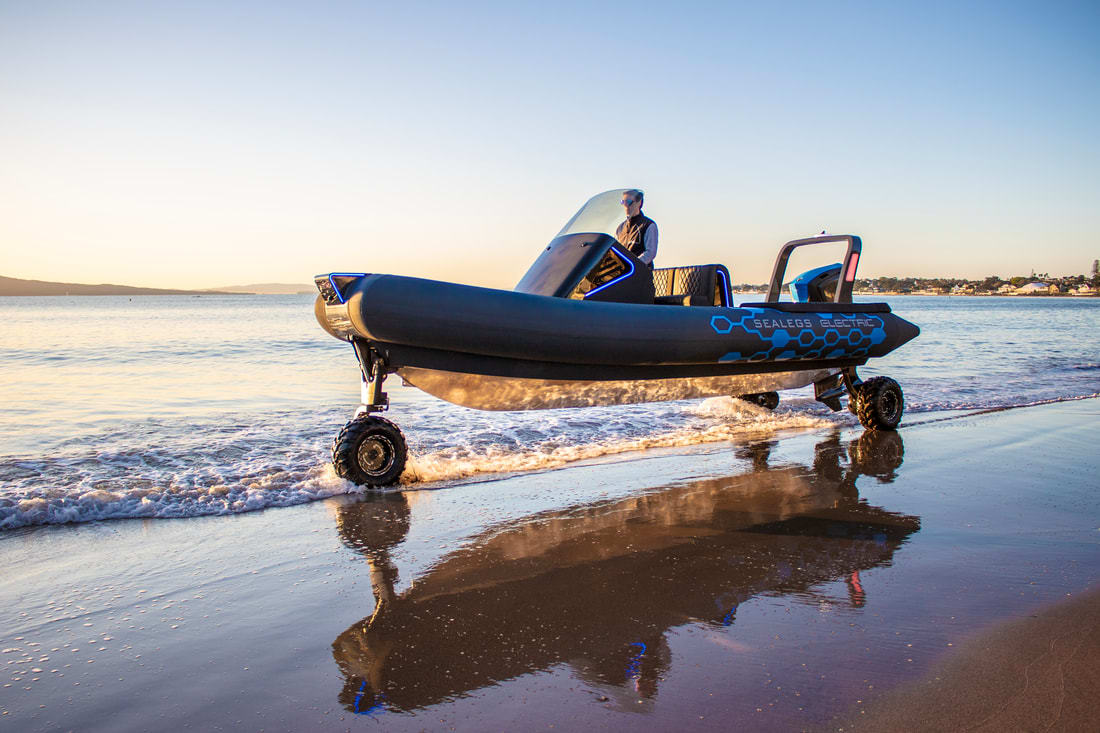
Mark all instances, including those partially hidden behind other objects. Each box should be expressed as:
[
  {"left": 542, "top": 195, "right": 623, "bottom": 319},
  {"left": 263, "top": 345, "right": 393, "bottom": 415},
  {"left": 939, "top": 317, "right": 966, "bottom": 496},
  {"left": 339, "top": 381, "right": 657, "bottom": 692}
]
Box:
[{"left": 620, "top": 198, "right": 635, "bottom": 206}]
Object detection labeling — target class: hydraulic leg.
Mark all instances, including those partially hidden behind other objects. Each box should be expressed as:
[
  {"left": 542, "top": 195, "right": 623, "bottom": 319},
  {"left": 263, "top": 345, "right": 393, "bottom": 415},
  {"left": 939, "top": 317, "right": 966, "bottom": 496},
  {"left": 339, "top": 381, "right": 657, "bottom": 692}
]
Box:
[
  {"left": 351, "top": 340, "right": 390, "bottom": 415},
  {"left": 812, "top": 369, "right": 846, "bottom": 411},
  {"left": 841, "top": 367, "right": 863, "bottom": 406},
  {"left": 814, "top": 367, "right": 863, "bottom": 412}
]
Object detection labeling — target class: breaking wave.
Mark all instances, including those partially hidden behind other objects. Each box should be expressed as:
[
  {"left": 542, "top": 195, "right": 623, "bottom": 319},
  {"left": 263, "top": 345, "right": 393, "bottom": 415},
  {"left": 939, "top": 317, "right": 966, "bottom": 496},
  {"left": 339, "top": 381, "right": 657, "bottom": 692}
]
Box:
[
  {"left": 403, "top": 398, "right": 834, "bottom": 484},
  {"left": 0, "top": 399, "right": 836, "bottom": 530}
]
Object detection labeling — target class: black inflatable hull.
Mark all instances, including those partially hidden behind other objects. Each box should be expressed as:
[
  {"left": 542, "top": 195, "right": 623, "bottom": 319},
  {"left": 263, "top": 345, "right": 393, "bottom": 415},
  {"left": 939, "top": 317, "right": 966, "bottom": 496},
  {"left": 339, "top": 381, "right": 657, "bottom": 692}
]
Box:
[{"left": 316, "top": 274, "right": 918, "bottom": 378}]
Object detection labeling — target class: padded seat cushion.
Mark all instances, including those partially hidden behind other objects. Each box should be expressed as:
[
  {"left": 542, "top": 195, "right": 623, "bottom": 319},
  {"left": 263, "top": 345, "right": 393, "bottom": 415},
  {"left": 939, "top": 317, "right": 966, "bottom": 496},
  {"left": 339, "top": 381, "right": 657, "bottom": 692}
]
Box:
[
  {"left": 655, "top": 294, "right": 710, "bottom": 306},
  {"left": 652, "top": 264, "right": 730, "bottom": 306}
]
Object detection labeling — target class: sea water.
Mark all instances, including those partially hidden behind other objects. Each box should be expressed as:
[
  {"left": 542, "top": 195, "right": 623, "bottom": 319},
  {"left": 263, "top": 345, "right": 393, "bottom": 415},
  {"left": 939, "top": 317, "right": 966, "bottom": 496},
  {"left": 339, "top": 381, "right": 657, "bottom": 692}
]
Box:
[{"left": 1, "top": 294, "right": 1097, "bottom": 529}]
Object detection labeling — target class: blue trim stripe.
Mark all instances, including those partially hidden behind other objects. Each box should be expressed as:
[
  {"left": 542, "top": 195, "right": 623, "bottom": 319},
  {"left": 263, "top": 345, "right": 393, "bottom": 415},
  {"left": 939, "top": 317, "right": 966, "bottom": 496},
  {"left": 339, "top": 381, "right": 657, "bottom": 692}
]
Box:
[
  {"left": 328, "top": 272, "right": 366, "bottom": 304},
  {"left": 716, "top": 268, "right": 732, "bottom": 306},
  {"left": 583, "top": 247, "right": 636, "bottom": 299}
]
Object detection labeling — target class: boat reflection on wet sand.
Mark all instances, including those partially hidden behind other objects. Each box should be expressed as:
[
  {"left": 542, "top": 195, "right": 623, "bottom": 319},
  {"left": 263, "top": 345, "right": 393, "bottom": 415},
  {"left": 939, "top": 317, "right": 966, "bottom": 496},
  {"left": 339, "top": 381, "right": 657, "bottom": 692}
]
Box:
[{"left": 332, "top": 430, "right": 918, "bottom": 714}]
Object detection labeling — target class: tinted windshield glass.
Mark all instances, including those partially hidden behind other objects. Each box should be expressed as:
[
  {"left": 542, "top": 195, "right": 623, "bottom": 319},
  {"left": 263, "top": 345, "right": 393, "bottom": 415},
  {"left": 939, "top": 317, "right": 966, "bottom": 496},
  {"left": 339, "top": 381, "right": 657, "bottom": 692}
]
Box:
[{"left": 556, "top": 189, "right": 631, "bottom": 238}]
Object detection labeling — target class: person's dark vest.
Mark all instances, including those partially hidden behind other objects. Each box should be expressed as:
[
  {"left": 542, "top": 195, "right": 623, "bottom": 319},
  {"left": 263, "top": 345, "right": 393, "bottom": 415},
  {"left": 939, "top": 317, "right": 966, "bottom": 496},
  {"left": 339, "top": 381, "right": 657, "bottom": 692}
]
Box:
[{"left": 615, "top": 214, "right": 654, "bottom": 259}]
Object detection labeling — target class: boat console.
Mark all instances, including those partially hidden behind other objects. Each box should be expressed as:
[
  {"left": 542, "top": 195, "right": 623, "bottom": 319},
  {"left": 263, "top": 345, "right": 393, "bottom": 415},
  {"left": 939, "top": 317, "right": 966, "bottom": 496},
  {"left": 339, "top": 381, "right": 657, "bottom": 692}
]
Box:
[
  {"left": 514, "top": 233, "right": 655, "bottom": 304},
  {"left": 515, "top": 230, "right": 732, "bottom": 308},
  {"left": 515, "top": 190, "right": 858, "bottom": 309}
]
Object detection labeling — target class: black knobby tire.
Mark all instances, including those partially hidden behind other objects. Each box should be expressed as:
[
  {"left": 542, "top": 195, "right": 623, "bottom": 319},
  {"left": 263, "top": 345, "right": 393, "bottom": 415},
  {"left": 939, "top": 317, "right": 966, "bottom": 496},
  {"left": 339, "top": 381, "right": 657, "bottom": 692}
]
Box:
[
  {"left": 332, "top": 415, "right": 407, "bottom": 487},
  {"left": 853, "top": 377, "right": 904, "bottom": 430},
  {"left": 737, "top": 391, "right": 780, "bottom": 410}
]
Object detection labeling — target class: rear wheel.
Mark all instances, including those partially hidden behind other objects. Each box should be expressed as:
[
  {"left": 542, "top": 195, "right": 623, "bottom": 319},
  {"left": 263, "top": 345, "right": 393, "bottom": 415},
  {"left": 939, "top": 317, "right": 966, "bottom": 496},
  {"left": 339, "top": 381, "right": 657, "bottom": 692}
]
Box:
[
  {"left": 853, "top": 377, "right": 904, "bottom": 430},
  {"left": 737, "top": 391, "right": 780, "bottom": 410},
  {"left": 333, "top": 416, "right": 407, "bottom": 487}
]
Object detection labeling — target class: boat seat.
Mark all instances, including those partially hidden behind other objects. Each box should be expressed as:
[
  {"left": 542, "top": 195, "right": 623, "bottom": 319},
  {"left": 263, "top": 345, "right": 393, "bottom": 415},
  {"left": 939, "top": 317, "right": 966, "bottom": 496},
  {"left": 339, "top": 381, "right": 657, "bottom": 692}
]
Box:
[
  {"left": 652, "top": 264, "right": 730, "bottom": 306},
  {"left": 654, "top": 294, "right": 711, "bottom": 306}
]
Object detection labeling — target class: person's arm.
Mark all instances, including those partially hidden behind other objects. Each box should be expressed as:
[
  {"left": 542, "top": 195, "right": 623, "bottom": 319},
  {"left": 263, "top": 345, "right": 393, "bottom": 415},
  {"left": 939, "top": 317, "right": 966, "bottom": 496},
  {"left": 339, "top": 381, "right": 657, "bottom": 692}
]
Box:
[{"left": 639, "top": 222, "right": 658, "bottom": 265}]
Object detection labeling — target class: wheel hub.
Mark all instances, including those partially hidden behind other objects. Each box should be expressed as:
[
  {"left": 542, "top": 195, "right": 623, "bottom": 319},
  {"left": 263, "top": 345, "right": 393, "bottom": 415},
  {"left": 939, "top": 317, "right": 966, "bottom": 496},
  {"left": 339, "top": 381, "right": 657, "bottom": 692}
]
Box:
[
  {"left": 358, "top": 436, "right": 393, "bottom": 474},
  {"left": 880, "top": 391, "right": 900, "bottom": 422}
]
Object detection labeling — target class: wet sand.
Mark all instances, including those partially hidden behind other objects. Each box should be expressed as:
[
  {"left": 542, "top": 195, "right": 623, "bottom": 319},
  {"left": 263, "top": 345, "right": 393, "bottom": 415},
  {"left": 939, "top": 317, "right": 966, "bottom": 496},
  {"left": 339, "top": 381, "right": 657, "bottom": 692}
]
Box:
[
  {"left": 1, "top": 398, "right": 1098, "bottom": 731},
  {"left": 834, "top": 586, "right": 1100, "bottom": 732}
]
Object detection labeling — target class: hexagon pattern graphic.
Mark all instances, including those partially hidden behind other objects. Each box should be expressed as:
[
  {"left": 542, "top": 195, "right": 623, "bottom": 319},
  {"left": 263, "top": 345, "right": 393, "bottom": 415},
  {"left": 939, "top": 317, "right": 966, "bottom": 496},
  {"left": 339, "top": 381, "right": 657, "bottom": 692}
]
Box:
[{"left": 712, "top": 307, "right": 887, "bottom": 363}]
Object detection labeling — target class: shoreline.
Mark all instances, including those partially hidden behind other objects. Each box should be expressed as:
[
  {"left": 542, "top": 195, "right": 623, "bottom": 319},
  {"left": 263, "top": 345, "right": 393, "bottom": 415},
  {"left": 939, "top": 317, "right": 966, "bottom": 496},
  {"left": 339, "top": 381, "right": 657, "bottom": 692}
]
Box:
[{"left": 2, "top": 398, "right": 1098, "bottom": 731}]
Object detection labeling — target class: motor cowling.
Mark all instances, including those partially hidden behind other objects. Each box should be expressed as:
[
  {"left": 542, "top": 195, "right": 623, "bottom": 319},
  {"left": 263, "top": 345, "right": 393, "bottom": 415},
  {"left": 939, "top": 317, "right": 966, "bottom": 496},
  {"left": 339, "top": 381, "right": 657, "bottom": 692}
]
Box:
[{"left": 789, "top": 264, "right": 842, "bottom": 303}]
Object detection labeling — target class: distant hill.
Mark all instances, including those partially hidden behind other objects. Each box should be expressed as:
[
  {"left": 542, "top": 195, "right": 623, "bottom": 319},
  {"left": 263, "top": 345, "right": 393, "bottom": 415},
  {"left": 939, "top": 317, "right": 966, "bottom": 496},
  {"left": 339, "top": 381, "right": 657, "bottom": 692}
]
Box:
[
  {"left": 0, "top": 275, "right": 239, "bottom": 297},
  {"left": 206, "top": 282, "right": 315, "bottom": 295}
]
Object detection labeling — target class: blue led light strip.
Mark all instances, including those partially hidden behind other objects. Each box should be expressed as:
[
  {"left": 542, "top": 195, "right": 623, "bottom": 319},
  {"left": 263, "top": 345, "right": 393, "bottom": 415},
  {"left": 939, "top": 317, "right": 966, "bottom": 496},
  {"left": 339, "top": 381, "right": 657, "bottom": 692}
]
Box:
[
  {"left": 583, "top": 247, "right": 636, "bottom": 299},
  {"left": 328, "top": 272, "right": 366, "bottom": 304},
  {"left": 716, "top": 268, "right": 732, "bottom": 307}
]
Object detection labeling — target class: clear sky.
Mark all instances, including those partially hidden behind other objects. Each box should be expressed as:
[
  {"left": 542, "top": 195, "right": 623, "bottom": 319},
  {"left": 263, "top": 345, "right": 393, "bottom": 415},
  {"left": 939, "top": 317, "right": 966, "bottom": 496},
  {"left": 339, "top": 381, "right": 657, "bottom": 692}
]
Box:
[{"left": 2, "top": 0, "right": 1098, "bottom": 289}]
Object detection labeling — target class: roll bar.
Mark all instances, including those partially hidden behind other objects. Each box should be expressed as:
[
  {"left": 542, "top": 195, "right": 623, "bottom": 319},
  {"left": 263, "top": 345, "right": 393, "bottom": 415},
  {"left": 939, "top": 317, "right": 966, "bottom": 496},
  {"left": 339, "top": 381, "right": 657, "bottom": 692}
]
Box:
[{"left": 764, "top": 235, "right": 862, "bottom": 304}]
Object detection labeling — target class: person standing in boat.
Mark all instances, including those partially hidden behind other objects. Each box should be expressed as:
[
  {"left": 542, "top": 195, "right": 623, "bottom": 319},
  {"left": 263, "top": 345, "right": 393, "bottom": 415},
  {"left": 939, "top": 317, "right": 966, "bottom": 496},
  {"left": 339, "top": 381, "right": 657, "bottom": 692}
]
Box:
[{"left": 616, "top": 189, "right": 658, "bottom": 268}]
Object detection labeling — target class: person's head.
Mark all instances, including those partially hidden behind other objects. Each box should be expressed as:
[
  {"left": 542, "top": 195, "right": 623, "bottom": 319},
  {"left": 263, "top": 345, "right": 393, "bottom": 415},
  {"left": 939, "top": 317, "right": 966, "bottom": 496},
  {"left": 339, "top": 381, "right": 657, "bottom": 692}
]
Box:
[{"left": 621, "top": 189, "right": 644, "bottom": 217}]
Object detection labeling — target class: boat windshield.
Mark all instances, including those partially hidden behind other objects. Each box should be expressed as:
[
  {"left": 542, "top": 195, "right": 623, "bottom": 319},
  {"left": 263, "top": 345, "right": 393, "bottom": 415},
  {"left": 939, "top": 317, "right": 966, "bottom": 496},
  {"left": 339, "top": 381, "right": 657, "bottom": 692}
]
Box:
[{"left": 556, "top": 189, "right": 632, "bottom": 239}]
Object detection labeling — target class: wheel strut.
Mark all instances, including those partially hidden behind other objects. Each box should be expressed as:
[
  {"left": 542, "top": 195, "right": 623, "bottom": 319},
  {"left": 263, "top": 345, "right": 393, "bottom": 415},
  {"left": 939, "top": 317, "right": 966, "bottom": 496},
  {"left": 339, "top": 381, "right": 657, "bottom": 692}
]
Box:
[
  {"left": 841, "top": 367, "right": 863, "bottom": 400},
  {"left": 352, "top": 340, "right": 390, "bottom": 415},
  {"left": 814, "top": 367, "right": 863, "bottom": 412}
]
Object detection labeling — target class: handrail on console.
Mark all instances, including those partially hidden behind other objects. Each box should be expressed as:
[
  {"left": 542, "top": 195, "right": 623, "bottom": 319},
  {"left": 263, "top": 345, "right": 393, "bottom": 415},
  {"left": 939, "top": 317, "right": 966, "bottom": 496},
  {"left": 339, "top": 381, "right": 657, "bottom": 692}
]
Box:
[{"left": 764, "top": 234, "right": 862, "bottom": 304}]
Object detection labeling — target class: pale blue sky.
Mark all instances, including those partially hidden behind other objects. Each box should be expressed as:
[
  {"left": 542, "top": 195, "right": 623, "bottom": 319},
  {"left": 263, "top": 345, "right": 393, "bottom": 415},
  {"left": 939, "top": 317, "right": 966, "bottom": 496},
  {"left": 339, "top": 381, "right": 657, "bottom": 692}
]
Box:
[{"left": 1, "top": 0, "right": 1097, "bottom": 288}]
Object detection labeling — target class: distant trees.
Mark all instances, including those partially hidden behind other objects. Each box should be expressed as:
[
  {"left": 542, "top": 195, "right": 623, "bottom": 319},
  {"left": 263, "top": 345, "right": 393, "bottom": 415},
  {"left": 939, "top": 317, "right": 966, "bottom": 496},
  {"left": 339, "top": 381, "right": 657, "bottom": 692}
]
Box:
[
  {"left": 877, "top": 276, "right": 899, "bottom": 292},
  {"left": 809, "top": 268, "right": 1100, "bottom": 295}
]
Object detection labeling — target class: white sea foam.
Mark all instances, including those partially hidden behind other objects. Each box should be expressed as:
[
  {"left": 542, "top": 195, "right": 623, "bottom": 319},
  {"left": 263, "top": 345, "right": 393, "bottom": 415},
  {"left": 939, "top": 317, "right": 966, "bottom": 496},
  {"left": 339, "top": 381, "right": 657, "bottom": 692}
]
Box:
[
  {"left": 0, "top": 400, "right": 839, "bottom": 529},
  {"left": 0, "top": 460, "right": 357, "bottom": 530},
  {"left": 401, "top": 400, "right": 835, "bottom": 484}
]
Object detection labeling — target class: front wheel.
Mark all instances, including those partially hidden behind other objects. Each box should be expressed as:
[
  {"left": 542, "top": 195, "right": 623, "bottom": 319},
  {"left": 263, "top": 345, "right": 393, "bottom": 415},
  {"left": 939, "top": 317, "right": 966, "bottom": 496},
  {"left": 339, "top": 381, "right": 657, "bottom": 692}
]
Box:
[
  {"left": 332, "top": 415, "right": 407, "bottom": 487},
  {"left": 853, "top": 377, "right": 904, "bottom": 430}
]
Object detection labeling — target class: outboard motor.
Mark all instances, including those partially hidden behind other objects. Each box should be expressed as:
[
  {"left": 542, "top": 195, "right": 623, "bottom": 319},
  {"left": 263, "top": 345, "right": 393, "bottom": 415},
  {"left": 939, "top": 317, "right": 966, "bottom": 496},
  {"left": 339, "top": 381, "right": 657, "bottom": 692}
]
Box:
[{"left": 789, "top": 263, "right": 842, "bottom": 303}]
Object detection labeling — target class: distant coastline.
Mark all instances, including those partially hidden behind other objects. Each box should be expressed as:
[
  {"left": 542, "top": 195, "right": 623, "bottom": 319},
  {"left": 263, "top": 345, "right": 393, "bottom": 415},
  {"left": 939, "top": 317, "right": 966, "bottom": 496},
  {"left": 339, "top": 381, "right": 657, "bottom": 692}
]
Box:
[
  {"left": 856, "top": 290, "right": 1098, "bottom": 297},
  {"left": 4, "top": 273, "right": 1097, "bottom": 298},
  {"left": 728, "top": 288, "right": 1099, "bottom": 298},
  {"left": 732, "top": 274, "right": 1100, "bottom": 297},
  {"left": 728, "top": 289, "right": 1099, "bottom": 298},
  {"left": 0, "top": 275, "right": 313, "bottom": 297}
]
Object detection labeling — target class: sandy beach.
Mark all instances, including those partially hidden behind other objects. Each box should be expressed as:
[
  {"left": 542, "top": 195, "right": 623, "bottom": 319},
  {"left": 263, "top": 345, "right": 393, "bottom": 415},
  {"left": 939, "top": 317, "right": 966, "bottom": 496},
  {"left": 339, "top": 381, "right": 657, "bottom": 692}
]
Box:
[
  {"left": 833, "top": 585, "right": 1100, "bottom": 732},
  {"left": 2, "top": 398, "right": 1098, "bottom": 731}
]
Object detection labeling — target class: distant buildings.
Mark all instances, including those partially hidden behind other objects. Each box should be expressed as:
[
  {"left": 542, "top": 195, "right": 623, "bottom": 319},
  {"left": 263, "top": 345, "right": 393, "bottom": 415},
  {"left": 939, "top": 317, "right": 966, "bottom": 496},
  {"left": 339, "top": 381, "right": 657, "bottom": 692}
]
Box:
[
  {"left": 763, "top": 271, "right": 1099, "bottom": 297},
  {"left": 1013, "top": 282, "right": 1056, "bottom": 295},
  {"left": 847, "top": 275, "right": 1098, "bottom": 296}
]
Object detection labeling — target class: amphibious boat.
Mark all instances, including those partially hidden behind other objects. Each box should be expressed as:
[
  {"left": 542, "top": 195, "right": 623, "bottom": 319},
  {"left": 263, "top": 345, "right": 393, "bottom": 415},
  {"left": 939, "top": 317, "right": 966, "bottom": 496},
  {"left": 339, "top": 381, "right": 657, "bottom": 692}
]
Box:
[{"left": 314, "top": 189, "right": 920, "bottom": 486}]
